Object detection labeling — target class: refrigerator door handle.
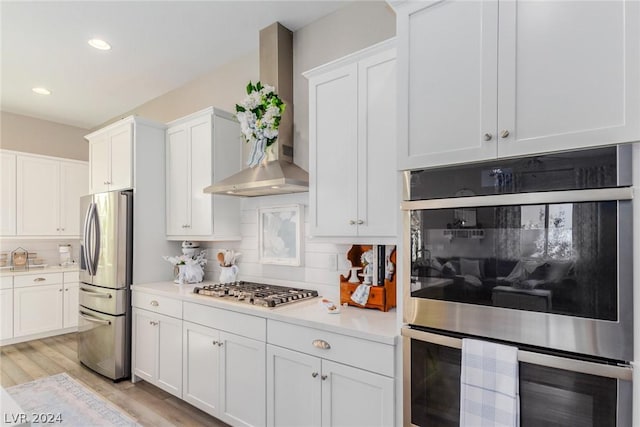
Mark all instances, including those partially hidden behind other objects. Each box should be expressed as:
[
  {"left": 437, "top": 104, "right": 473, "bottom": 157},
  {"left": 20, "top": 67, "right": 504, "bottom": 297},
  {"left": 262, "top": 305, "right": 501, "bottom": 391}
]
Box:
[
  {"left": 89, "top": 203, "right": 101, "bottom": 276},
  {"left": 82, "top": 202, "right": 95, "bottom": 276},
  {"left": 79, "top": 311, "right": 111, "bottom": 325}
]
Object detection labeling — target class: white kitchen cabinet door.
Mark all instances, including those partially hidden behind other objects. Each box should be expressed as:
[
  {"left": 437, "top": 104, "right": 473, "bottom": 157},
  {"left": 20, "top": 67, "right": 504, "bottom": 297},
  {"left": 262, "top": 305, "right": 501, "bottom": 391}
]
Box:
[
  {"left": 266, "top": 345, "right": 322, "bottom": 427},
  {"left": 357, "top": 48, "right": 398, "bottom": 237},
  {"left": 14, "top": 284, "right": 64, "bottom": 337},
  {"left": 166, "top": 125, "right": 190, "bottom": 235},
  {"left": 132, "top": 307, "right": 182, "bottom": 397},
  {"left": 497, "top": 0, "right": 640, "bottom": 158},
  {"left": 396, "top": 0, "right": 498, "bottom": 170},
  {"left": 59, "top": 161, "right": 88, "bottom": 236},
  {"left": 62, "top": 282, "right": 79, "bottom": 329},
  {"left": 108, "top": 124, "right": 133, "bottom": 191},
  {"left": 309, "top": 63, "right": 359, "bottom": 237},
  {"left": 17, "top": 156, "right": 60, "bottom": 235},
  {"left": 156, "top": 312, "right": 183, "bottom": 398},
  {"left": 0, "top": 152, "right": 16, "bottom": 236},
  {"left": 89, "top": 134, "right": 110, "bottom": 194},
  {"left": 219, "top": 331, "right": 266, "bottom": 427},
  {"left": 320, "top": 359, "right": 394, "bottom": 427},
  {"left": 183, "top": 321, "right": 220, "bottom": 416},
  {"left": 165, "top": 108, "right": 241, "bottom": 240},
  {"left": 188, "top": 116, "right": 214, "bottom": 236},
  {"left": 88, "top": 122, "right": 132, "bottom": 194},
  {"left": 0, "top": 289, "right": 13, "bottom": 340},
  {"left": 133, "top": 308, "right": 157, "bottom": 383}
]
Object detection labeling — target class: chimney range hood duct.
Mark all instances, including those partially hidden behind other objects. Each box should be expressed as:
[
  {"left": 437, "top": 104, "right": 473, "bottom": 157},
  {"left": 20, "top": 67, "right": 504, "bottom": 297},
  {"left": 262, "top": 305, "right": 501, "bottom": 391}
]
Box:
[{"left": 204, "top": 22, "right": 309, "bottom": 197}]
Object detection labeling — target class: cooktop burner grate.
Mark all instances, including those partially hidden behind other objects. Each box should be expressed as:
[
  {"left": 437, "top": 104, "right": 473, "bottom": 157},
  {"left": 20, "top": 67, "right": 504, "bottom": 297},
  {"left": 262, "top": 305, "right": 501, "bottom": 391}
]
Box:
[{"left": 193, "top": 281, "right": 319, "bottom": 307}]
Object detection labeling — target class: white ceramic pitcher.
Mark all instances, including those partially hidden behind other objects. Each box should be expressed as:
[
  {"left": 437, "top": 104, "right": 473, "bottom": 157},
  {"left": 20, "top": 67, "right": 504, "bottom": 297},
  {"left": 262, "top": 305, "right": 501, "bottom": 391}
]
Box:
[{"left": 219, "top": 265, "right": 239, "bottom": 283}]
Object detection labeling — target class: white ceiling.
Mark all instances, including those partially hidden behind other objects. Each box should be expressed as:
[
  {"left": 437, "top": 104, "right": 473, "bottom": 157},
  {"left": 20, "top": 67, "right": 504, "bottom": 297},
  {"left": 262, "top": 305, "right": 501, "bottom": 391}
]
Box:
[{"left": 1, "top": 1, "right": 349, "bottom": 129}]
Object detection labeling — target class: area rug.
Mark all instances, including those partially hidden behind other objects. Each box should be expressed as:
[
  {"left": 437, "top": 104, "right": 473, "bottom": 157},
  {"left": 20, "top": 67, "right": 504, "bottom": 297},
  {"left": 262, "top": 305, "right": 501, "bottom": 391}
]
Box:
[{"left": 5, "top": 373, "right": 140, "bottom": 426}]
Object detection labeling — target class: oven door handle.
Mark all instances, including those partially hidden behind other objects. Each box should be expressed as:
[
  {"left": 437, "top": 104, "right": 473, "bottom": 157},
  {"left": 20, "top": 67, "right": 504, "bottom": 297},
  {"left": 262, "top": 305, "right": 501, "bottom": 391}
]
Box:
[
  {"left": 402, "top": 327, "right": 632, "bottom": 381},
  {"left": 400, "top": 187, "right": 633, "bottom": 210}
]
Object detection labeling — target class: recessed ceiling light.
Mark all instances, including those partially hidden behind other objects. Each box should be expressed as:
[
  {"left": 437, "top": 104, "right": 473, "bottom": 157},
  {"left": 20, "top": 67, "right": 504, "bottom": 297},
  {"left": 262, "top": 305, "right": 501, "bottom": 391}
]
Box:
[
  {"left": 32, "top": 87, "right": 51, "bottom": 95},
  {"left": 88, "top": 38, "right": 111, "bottom": 50}
]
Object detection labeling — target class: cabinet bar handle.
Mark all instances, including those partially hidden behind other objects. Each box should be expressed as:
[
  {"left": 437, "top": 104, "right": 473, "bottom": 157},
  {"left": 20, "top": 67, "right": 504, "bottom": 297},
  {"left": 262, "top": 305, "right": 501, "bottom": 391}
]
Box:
[
  {"left": 150, "top": 300, "right": 159, "bottom": 306},
  {"left": 312, "top": 339, "right": 331, "bottom": 350},
  {"left": 33, "top": 278, "right": 46, "bottom": 282}
]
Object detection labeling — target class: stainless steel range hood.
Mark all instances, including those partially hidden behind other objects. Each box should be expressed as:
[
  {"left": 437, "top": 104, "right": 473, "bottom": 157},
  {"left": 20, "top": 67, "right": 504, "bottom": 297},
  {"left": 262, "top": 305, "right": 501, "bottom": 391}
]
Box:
[{"left": 204, "top": 22, "right": 309, "bottom": 197}]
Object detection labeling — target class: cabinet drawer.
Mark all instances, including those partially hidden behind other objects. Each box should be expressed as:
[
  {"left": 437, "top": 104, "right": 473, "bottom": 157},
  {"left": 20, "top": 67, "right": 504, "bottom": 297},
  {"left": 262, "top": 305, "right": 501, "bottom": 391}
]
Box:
[
  {"left": 63, "top": 271, "right": 80, "bottom": 283},
  {"left": 0, "top": 276, "right": 12, "bottom": 290},
  {"left": 14, "top": 273, "right": 63, "bottom": 288},
  {"left": 183, "top": 302, "right": 266, "bottom": 341},
  {"left": 132, "top": 291, "right": 182, "bottom": 319},
  {"left": 267, "top": 320, "right": 394, "bottom": 377}
]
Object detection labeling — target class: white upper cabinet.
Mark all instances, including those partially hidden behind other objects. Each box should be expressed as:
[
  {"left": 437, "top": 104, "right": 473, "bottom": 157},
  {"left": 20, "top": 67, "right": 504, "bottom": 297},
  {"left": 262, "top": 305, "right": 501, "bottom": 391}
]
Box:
[
  {"left": 15, "top": 154, "right": 88, "bottom": 236},
  {"left": 165, "top": 107, "right": 242, "bottom": 241},
  {"left": 395, "top": 0, "right": 640, "bottom": 170},
  {"left": 1, "top": 152, "right": 17, "bottom": 236},
  {"left": 305, "top": 40, "right": 397, "bottom": 238},
  {"left": 87, "top": 120, "right": 133, "bottom": 193}
]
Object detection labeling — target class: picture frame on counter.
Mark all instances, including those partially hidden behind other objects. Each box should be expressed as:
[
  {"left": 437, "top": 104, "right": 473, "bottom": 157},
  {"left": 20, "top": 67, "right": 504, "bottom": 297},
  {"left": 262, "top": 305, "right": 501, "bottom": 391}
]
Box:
[{"left": 258, "top": 204, "right": 302, "bottom": 266}]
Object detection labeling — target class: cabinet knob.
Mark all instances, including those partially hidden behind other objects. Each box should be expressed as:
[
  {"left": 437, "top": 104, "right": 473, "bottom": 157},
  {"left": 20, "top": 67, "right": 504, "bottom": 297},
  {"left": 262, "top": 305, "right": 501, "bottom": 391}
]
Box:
[
  {"left": 357, "top": 220, "right": 364, "bottom": 225},
  {"left": 56, "top": 228, "right": 60, "bottom": 231},
  {"left": 311, "top": 372, "right": 319, "bottom": 378},
  {"left": 500, "top": 129, "right": 510, "bottom": 139},
  {"left": 217, "top": 341, "right": 224, "bottom": 347},
  {"left": 312, "top": 339, "right": 331, "bottom": 350},
  {"left": 349, "top": 220, "right": 356, "bottom": 225},
  {"left": 58, "top": 288, "right": 63, "bottom": 292},
  {"left": 150, "top": 300, "right": 159, "bottom": 306},
  {"left": 212, "top": 340, "right": 218, "bottom": 346},
  {"left": 321, "top": 375, "right": 328, "bottom": 381},
  {"left": 61, "top": 228, "right": 65, "bottom": 231},
  {"left": 483, "top": 132, "right": 493, "bottom": 141},
  {"left": 65, "top": 288, "right": 69, "bottom": 291}
]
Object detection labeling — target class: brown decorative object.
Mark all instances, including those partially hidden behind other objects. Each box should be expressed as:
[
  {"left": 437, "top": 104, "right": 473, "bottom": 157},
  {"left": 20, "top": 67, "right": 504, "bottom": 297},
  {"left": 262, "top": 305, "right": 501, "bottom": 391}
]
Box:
[{"left": 340, "top": 245, "right": 396, "bottom": 312}]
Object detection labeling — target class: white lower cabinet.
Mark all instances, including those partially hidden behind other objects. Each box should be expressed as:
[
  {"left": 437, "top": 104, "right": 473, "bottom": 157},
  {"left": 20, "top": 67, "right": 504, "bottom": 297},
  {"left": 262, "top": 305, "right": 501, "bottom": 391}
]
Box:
[
  {"left": 132, "top": 307, "right": 182, "bottom": 398},
  {"left": 182, "top": 302, "right": 266, "bottom": 427},
  {"left": 0, "top": 276, "right": 12, "bottom": 340},
  {"left": 266, "top": 320, "right": 395, "bottom": 427},
  {"left": 62, "top": 282, "right": 79, "bottom": 329},
  {"left": 14, "top": 284, "right": 63, "bottom": 337}
]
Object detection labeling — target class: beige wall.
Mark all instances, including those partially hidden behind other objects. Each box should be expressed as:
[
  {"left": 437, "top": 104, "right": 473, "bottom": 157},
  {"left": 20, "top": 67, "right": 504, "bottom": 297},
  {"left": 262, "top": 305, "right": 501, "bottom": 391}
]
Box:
[
  {"left": 98, "top": 51, "right": 259, "bottom": 128},
  {"left": 99, "top": 1, "right": 396, "bottom": 171},
  {"left": 293, "top": 1, "right": 396, "bottom": 170},
  {"left": 0, "top": 111, "right": 89, "bottom": 161}
]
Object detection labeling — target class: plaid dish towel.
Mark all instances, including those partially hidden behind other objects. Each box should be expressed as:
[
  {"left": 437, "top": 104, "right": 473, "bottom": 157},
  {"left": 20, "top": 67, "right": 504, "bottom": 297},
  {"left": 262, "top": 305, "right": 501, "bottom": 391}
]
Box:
[
  {"left": 460, "top": 338, "right": 519, "bottom": 427},
  {"left": 350, "top": 283, "right": 371, "bottom": 305}
]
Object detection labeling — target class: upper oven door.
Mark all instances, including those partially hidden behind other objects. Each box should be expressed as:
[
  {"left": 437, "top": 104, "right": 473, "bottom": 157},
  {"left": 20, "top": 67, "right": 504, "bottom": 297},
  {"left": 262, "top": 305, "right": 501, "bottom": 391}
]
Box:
[{"left": 401, "top": 187, "right": 634, "bottom": 361}]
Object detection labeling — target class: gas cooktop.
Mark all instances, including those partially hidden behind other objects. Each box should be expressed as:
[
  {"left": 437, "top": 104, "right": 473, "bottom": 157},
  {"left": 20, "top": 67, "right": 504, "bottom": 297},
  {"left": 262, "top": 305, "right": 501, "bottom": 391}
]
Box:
[{"left": 192, "top": 281, "right": 318, "bottom": 308}]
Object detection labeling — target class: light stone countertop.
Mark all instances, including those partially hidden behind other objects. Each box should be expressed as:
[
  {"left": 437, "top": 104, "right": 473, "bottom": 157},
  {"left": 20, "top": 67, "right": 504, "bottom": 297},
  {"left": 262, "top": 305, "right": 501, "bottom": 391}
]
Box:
[
  {"left": 132, "top": 281, "right": 400, "bottom": 346},
  {"left": 0, "top": 265, "right": 80, "bottom": 277}
]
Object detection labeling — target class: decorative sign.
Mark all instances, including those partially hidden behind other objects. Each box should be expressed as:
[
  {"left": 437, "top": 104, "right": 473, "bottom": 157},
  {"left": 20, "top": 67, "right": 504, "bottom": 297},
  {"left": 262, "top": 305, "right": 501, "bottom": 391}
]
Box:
[{"left": 258, "top": 204, "right": 302, "bottom": 266}]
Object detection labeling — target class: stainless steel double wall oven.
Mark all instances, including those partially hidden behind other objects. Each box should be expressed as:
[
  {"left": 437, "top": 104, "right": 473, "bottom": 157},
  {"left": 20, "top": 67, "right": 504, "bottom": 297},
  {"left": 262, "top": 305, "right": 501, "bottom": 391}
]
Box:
[{"left": 401, "top": 146, "right": 634, "bottom": 426}]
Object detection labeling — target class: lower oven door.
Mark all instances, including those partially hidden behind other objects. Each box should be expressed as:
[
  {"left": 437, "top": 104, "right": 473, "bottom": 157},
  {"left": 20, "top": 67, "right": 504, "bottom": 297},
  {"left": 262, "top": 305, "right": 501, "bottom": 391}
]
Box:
[
  {"left": 403, "top": 327, "right": 632, "bottom": 427},
  {"left": 78, "top": 306, "right": 130, "bottom": 380}
]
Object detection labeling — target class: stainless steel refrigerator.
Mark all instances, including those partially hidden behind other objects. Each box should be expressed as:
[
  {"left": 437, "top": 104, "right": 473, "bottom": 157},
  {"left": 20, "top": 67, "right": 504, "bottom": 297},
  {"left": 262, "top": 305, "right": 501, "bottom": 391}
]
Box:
[{"left": 78, "top": 190, "right": 133, "bottom": 381}]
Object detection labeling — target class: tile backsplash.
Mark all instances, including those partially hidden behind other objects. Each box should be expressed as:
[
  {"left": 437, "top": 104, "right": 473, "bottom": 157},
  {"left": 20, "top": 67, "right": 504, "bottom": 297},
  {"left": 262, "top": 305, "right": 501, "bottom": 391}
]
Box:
[
  {"left": 0, "top": 239, "right": 81, "bottom": 268},
  {"left": 197, "top": 193, "right": 356, "bottom": 302}
]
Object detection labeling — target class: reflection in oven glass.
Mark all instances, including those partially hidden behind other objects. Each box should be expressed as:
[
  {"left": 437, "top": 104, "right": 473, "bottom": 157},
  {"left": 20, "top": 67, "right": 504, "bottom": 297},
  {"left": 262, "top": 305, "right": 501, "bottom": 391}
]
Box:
[{"left": 410, "top": 201, "right": 617, "bottom": 320}]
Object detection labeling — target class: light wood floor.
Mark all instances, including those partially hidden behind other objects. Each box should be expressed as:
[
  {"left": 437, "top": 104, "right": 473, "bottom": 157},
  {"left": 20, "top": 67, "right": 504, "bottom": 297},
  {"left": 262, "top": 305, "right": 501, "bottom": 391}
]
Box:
[{"left": 0, "top": 333, "right": 228, "bottom": 426}]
